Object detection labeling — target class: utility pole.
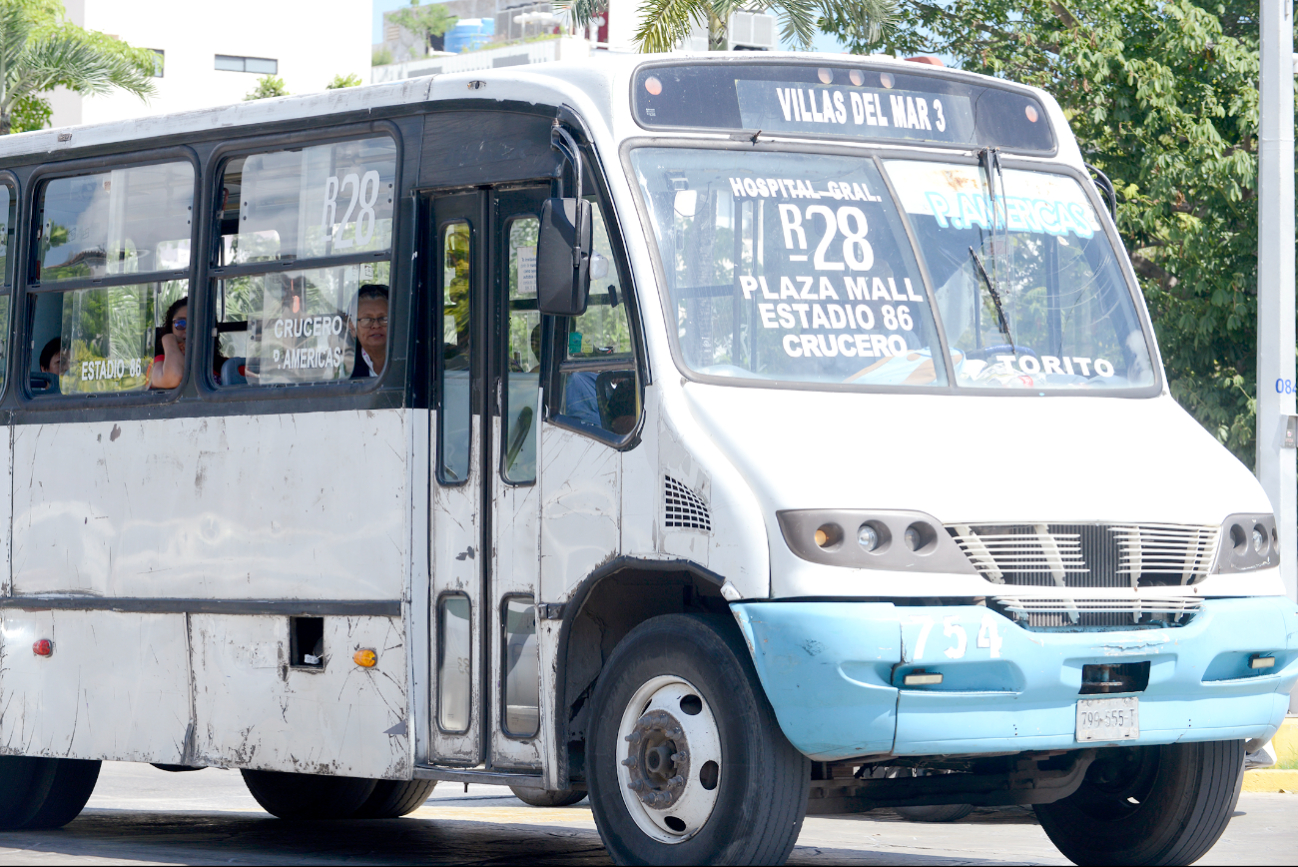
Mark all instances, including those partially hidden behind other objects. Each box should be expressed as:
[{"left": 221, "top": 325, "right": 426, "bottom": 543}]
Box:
[{"left": 1258, "top": 0, "right": 1296, "bottom": 606}]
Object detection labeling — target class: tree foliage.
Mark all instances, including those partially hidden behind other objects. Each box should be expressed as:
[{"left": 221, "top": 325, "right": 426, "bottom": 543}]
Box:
[
  {"left": 0, "top": 0, "right": 155, "bottom": 134},
  {"left": 243, "top": 75, "right": 288, "bottom": 101},
  {"left": 388, "top": 0, "right": 458, "bottom": 52},
  {"left": 822, "top": 0, "right": 1280, "bottom": 467},
  {"left": 558, "top": 0, "right": 892, "bottom": 52},
  {"left": 326, "top": 73, "right": 362, "bottom": 89}
]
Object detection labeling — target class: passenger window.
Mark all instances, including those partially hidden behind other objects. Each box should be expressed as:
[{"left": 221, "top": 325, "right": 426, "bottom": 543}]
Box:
[
  {"left": 28, "top": 162, "right": 194, "bottom": 396},
  {"left": 439, "top": 221, "right": 472, "bottom": 483},
  {"left": 502, "top": 216, "right": 539, "bottom": 483},
  {"left": 556, "top": 205, "right": 639, "bottom": 437},
  {"left": 213, "top": 137, "right": 396, "bottom": 387}
]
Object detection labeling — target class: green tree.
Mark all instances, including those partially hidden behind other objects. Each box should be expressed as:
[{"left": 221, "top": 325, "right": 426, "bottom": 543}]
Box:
[
  {"left": 388, "top": 1, "right": 458, "bottom": 54},
  {"left": 371, "top": 47, "right": 394, "bottom": 66},
  {"left": 820, "top": 0, "right": 1278, "bottom": 467},
  {"left": 0, "top": 0, "right": 155, "bottom": 134},
  {"left": 560, "top": 0, "right": 893, "bottom": 52},
  {"left": 326, "top": 73, "right": 362, "bottom": 89},
  {"left": 243, "top": 74, "right": 288, "bottom": 101}
]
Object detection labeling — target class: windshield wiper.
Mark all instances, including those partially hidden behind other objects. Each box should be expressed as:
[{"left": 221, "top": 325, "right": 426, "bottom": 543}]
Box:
[{"left": 969, "top": 246, "right": 1015, "bottom": 354}]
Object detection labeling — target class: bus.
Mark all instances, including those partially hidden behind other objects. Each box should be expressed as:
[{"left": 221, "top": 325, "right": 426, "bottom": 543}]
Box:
[{"left": 0, "top": 51, "right": 1289, "bottom": 867}]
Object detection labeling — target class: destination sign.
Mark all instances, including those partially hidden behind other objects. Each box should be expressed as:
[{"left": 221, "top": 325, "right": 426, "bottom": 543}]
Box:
[
  {"left": 633, "top": 63, "right": 1055, "bottom": 154},
  {"left": 735, "top": 79, "right": 975, "bottom": 144}
]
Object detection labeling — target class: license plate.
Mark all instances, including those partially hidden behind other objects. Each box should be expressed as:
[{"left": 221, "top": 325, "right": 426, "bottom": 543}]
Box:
[{"left": 1076, "top": 696, "right": 1139, "bottom": 742}]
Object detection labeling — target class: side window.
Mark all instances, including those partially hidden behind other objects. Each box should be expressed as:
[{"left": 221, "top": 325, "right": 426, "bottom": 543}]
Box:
[
  {"left": 555, "top": 204, "right": 639, "bottom": 437},
  {"left": 502, "top": 215, "right": 539, "bottom": 483},
  {"left": 213, "top": 137, "right": 397, "bottom": 387},
  {"left": 0, "top": 183, "right": 14, "bottom": 394},
  {"left": 28, "top": 162, "right": 194, "bottom": 396},
  {"left": 439, "top": 221, "right": 472, "bottom": 483}
]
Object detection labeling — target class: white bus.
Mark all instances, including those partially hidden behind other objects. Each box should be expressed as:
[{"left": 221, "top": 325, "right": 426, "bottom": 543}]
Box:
[{"left": 0, "top": 52, "right": 1289, "bottom": 866}]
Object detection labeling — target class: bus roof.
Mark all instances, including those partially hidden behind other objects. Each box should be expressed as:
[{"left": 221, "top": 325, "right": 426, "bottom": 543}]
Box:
[{"left": 0, "top": 52, "right": 1077, "bottom": 166}]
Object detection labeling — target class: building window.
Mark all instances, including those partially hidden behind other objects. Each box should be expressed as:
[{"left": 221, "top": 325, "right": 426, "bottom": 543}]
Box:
[
  {"left": 214, "top": 55, "right": 278, "bottom": 74},
  {"left": 149, "top": 49, "right": 164, "bottom": 78}
]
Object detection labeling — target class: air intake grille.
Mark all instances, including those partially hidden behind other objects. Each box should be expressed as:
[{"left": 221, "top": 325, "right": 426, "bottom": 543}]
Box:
[
  {"left": 664, "top": 476, "right": 711, "bottom": 531},
  {"left": 993, "top": 595, "right": 1201, "bottom": 628},
  {"left": 949, "top": 523, "right": 1219, "bottom": 589}
]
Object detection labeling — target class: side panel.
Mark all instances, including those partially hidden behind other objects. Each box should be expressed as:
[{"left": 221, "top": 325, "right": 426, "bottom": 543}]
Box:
[
  {"left": 0, "top": 610, "right": 191, "bottom": 762},
  {"left": 11, "top": 409, "right": 408, "bottom": 599},
  {"left": 190, "top": 613, "right": 410, "bottom": 778},
  {"left": 539, "top": 425, "right": 621, "bottom": 604}
]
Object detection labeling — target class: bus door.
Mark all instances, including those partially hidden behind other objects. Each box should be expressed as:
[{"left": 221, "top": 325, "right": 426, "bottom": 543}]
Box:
[{"left": 429, "top": 186, "right": 550, "bottom": 772}]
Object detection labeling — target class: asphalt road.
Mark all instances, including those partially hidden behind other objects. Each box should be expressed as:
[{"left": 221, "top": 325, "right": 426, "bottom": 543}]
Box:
[{"left": 0, "top": 762, "right": 1290, "bottom": 865}]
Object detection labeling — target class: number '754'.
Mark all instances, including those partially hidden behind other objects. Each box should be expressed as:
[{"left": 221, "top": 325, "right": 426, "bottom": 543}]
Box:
[{"left": 907, "top": 613, "right": 1003, "bottom": 660}]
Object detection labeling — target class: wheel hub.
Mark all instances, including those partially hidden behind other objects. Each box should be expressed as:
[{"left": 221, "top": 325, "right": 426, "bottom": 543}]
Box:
[{"left": 622, "top": 709, "right": 691, "bottom": 809}]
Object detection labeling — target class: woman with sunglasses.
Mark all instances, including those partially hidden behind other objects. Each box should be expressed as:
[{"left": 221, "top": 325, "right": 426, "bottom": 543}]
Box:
[{"left": 148, "top": 297, "right": 190, "bottom": 390}]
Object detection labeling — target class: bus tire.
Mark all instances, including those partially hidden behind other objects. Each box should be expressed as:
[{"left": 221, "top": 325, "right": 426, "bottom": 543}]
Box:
[
  {"left": 510, "top": 786, "right": 587, "bottom": 807},
  {"left": 0, "top": 757, "right": 101, "bottom": 830},
  {"left": 587, "top": 614, "right": 810, "bottom": 866},
  {"left": 1034, "top": 739, "right": 1243, "bottom": 866},
  {"left": 893, "top": 803, "right": 974, "bottom": 822},
  {"left": 240, "top": 769, "right": 377, "bottom": 820},
  {"left": 353, "top": 779, "right": 437, "bottom": 819}
]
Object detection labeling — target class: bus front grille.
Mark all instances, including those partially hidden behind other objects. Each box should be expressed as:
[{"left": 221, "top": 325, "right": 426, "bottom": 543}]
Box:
[
  {"left": 947, "top": 523, "right": 1219, "bottom": 589},
  {"left": 991, "top": 594, "right": 1202, "bottom": 628}
]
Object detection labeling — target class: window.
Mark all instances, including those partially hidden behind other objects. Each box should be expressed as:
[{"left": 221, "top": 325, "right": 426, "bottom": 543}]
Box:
[
  {"left": 0, "top": 183, "right": 14, "bottom": 395},
  {"left": 502, "top": 215, "right": 539, "bottom": 483},
  {"left": 215, "top": 55, "right": 278, "bottom": 74},
  {"left": 212, "top": 137, "right": 397, "bottom": 388},
  {"left": 438, "top": 221, "right": 472, "bottom": 482},
  {"left": 553, "top": 203, "right": 639, "bottom": 437},
  {"left": 437, "top": 594, "right": 472, "bottom": 733},
  {"left": 29, "top": 162, "right": 194, "bottom": 396},
  {"left": 149, "top": 49, "right": 164, "bottom": 78},
  {"left": 501, "top": 596, "right": 538, "bottom": 737}
]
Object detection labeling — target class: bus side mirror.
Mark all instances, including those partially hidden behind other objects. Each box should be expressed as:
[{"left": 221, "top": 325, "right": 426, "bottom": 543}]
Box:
[{"left": 537, "top": 197, "right": 592, "bottom": 317}]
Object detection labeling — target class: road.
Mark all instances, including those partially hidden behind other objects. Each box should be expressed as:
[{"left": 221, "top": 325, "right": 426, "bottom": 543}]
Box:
[{"left": 0, "top": 762, "right": 1290, "bottom": 865}]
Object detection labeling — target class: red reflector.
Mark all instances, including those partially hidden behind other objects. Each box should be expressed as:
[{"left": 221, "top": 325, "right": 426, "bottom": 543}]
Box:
[{"left": 32, "top": 639, "right": 52, "bottom": 657}]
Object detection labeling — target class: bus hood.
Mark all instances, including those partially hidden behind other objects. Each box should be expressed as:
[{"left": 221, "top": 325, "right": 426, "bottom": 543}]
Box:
[{"left": 682, "top": 384, "right": 1269, "bottom": 527}]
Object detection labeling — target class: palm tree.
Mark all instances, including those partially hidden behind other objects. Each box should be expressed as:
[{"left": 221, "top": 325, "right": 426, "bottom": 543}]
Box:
[
  {"left": 559, "top": 0, "right": 893, "bottom": 52},
  {"left": 0, "top": 0, "right": 155, "bottom": 134}
]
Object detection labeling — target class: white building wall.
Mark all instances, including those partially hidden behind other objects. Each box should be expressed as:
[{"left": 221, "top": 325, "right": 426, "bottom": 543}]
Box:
[{"left": 49, "top": 0, "right": 370, "bottom": 129}]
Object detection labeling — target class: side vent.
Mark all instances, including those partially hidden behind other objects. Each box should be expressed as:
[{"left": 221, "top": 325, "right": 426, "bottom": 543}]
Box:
[{"left": 664, "top": 476, "right": 711, "bottom": 532}]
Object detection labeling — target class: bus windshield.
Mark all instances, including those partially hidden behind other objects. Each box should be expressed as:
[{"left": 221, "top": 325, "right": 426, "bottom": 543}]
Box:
[
  {"left": 631, "top": 148, "right": 1156, "bottom": 392},
  {"left": 885, "top": 160, "right": 1155, "bottom": 390}
]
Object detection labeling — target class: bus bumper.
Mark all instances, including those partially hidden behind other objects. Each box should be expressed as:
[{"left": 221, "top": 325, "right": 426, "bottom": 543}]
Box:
[{"left": 731, "top": 597, "right": 1298, "bottom": 761}]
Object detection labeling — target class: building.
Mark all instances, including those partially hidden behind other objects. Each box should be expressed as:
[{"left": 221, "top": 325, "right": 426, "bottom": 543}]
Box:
[{"left": 48, "top": 0, "right": 369, "bottom": 129}]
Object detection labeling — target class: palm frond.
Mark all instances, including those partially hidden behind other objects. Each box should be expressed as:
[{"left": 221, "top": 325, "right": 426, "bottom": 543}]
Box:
[
  {"left": 552, "top": 0, "right": 609, "bottom": 29},
  {"left": 769, "top": 0, "right": 821, "bottom": 50},
  {"left": 8, "top": 29, "right": 154, "bottom": 108},
  {"left": 818, "top": 0, "right": 895, "bottom": 47},
  {"left": 635, "top": 0, "right": 708, "bottom": 52}
]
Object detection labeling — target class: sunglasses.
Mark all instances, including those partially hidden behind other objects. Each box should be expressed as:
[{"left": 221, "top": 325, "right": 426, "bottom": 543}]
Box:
[{"left": 172, "top": 318, "right": 187, "bottom": 330}]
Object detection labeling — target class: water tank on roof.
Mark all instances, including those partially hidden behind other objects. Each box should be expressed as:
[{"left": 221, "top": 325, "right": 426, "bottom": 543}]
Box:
[{"left": 445, "top": 18, "right": 496, "bottom": 54}]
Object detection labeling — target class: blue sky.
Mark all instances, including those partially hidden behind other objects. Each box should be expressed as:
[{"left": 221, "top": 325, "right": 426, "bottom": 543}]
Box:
[{"left": 373, "top": 0, "right": 849, "bottom": 49}]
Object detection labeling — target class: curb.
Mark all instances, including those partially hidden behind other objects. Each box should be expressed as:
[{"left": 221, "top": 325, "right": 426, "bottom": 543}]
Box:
[{"left": 1243, "top": 769, "right": 1298, "bottom": 793}]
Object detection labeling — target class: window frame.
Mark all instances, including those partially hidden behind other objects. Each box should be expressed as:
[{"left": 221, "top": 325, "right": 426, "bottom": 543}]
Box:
[
  {"left": 18, "top": 147, "right": 201, "bottom": 405},
  {"left": 498, "top": 592, "right": 539, "bottom": 740},
  {"left": 0, "top": 171, "right": 19, "bottom": 403},
  {"left": 435, "top": 590, "right": 474, "bottom": 735},
  {"left": 201, "top": 124, "right": 404, "bottom": 400}
]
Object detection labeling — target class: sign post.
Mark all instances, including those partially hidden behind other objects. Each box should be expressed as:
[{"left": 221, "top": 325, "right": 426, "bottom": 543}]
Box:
[{"left": 1257, "top": 0, "right": 1297, "bottom": 606}]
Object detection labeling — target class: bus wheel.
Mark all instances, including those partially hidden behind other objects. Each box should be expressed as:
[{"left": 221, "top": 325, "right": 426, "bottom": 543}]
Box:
[
  {"left": 510, "top": 786, "right": 587, "bottom": 807},
  {"left": 588, "top": 614, "right": 809, "bottom": 866},
  {"left": 1034, "top": 740, "right": 1243, "bottom": 866},
  {"left": 0, "top": 757, "right": 101, "bottom": 830},
  {"left": 240, "top": 769, "right": 377, "bottom": 820},
  {"left": 353, "top": 779, "right": 437, "bottom": 819}
]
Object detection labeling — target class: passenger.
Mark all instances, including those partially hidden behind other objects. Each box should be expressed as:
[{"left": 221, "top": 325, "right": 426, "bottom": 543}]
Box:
[
  {"left": 38, "top": 338, "right": 67, "bottom": 375},
  {"left": 149, "top": 296, "right": 225, "bottom": 389},
  {"left": 149, "top": 297, "right": 189, "bottom": 389},
  {"left": 349, "top": 284, "right": 389, "bottom": 378}
]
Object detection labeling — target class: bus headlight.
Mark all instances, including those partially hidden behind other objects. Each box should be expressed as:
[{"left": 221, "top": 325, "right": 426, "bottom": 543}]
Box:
[
  {"left": 777, "top": 509, "right": 975, "bottom": 573},
  {"left": 1215, "top": 513, "right": 1278, "bottom": 573}
]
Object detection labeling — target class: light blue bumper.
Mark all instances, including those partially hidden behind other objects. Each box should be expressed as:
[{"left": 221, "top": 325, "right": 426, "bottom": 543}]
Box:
[{"left": 732, "top": 597, "right": 1298, "bottom": 761}]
